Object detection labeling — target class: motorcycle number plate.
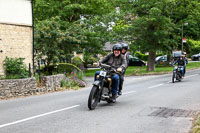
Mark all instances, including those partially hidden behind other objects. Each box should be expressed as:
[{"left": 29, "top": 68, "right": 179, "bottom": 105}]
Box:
[{"left": 99, "top": 71, "right": 107, "bottom": 77}]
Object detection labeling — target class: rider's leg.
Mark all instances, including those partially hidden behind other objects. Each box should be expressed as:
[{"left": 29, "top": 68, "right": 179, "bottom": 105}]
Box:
[
  {"left": 118, "top": 75, "right": 124, "bottom": 95},
  {"left": 180, "top": 67, "right": 184, "bottom": 78},
  {"left": 111, "top": 74, "right": 120, "bottom": 102}
]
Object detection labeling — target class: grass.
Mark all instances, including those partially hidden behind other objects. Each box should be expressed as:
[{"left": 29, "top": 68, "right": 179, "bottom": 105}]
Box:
[
  {"left": 84, "top": 62, "right": 200, "bottom": 77},
  {"left": 191, "top": 114, "right": 200, "bottom": 133}
]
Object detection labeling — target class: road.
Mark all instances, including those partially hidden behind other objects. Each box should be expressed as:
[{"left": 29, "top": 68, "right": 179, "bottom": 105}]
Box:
[{"left": 0, "top": 69, "right": 200, "bottom": 133}]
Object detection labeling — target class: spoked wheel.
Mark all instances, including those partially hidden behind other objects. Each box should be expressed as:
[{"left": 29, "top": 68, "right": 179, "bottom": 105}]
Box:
[
  {"left": 172, "top": 72, "right": 176, "bottom": 83},
  {"left": 88, "top": 86, "right": 99, "bottom": 110}
]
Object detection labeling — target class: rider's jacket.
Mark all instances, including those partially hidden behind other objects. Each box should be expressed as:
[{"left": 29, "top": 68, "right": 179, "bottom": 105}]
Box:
[
  {"left": 100, "top": 53, "right": 127, "bottom": 70},
  {"left": 122, "top": 52, "right": 130, "bottom": 69},
  {"left": 173, "top": 59, "right": 186, "bottom": 67},
  {"left": 184, "top": 57, "right": 188, "bottom": 65}
]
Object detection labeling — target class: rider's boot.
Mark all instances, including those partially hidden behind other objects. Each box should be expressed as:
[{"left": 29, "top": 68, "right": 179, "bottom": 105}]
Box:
[
  {"left": 118, "top": 79, "right": 123, "bottom": 95},
  {"left": 112, "top": 94, "right": 117, "bottom": 103},
  {"left": 118, "top": 90, "right": 122, "bottom": 95}
]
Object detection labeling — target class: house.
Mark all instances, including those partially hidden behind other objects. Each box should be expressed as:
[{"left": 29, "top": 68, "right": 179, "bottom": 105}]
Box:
[{"left": 0, "top": 0, "right": 33, "bottom": 75}]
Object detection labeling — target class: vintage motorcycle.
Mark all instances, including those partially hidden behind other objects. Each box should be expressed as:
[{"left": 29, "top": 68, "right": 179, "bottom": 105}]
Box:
[
  {"left": 88, "top": 64, "right": 121, "bottom": 110},
  {"left": 172, "top": 65, "right": 183, "bottom": 83}
]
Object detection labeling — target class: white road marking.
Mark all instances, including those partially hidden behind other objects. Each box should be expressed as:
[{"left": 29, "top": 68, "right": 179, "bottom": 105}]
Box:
[
  {"left": 148, "top": 84, "right": 164, "bottom": 89},
  {"left": 184, "top": 74, "right": 199, "bottom": 79},
  {"left": 167, "top": 74, "right": 199, "bottom": 83},
  {"left": 0, "top": 105, "right": 80, "bottom": 129},
  {"left": 123, "top": 91, "right": 136, "bottom": 95}
]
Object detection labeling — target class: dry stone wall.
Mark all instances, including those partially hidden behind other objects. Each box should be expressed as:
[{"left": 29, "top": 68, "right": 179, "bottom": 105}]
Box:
[
  {"left": 38, "top": 74, "right": 65, "bottom": 92},
  {"left": 0, "top": 78, "right": 37, "bottom": 99},
  {"left": 0, "top": 74, "right": 65, "bottom": 99}
]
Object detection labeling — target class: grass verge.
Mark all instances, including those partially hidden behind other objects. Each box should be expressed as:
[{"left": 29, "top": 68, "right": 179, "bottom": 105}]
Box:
[
  {"left": 84, "top": 62, "right": 200, "bottom": 77},
  {"left": 191, "top": 113, "right": 200, "bottom": 133}
]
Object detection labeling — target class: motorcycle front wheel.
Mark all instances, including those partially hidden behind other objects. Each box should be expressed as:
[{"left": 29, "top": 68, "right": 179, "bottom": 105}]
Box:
[
  {"left": 172, "top": 72, "right": 176, "bottom": 83},
  {"left": 88, "top": 86, "right": 99, "bottom": 110},
  {"left": 178, "top": 73, "right": 182, "bottom": 82}
]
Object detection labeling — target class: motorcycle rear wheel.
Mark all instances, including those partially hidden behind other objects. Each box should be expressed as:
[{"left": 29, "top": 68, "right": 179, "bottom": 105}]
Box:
[{"left": 88, "top": 86, "right": 99, "bottom": 110}]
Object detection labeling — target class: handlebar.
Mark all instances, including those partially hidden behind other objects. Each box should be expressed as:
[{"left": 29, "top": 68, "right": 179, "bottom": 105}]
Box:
[
  {"left": 99, "top": 63, "right": 122, "bottom": 75},
  {"left": 100, "top": 63, "right": 111, "bottom": 69}
]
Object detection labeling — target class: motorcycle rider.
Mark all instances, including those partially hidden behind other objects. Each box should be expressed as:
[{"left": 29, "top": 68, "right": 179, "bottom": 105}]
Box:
[
  {"left": 182, "top": 52, "right": 188, "bottom": 76},
  {"left": 118, "top": 43, "right": 129, "bottom": 95},
  {"left": 94, "top": 43, "right": 127, "bottom": 103},
  {"left": 173, "top": 55, "right": 186, "bottom": 78}
]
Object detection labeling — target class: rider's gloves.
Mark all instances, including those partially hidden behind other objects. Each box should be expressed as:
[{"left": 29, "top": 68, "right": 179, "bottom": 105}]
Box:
[{"left": 117, "top": 67, "right": 122, "bottom": 72}]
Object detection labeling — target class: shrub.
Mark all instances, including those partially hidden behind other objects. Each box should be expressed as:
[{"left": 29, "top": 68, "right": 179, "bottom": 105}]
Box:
[
  {"left": 72, "top": 56, "right": 83, "bottom": 68},
  {"left": 39, "top": 63, "right": 84, "bottom": 80},
  {"left": 57, "top": 63, "right": 83, "bottom": 79},
  {"left": 61, "top": 71, "right": 86, "bottom": 90},
  {"left": 187, "top": 39, "right": 200, "bottom": 56},
  {"left": 83, "top": 54, "right": 99, "bottom": 67},
  {"left": 134, "top": 52, "right": 148, "bottom": 61},
  {"left": 3, "top": 57, "right": 29, "bottom": 79},
  {"left": 0, "top": 75, "right": 5, "bottom": 80}
]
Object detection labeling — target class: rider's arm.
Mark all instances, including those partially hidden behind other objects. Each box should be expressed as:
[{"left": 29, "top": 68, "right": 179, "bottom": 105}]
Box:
[
  {"left": 120, "top": 55, "right": 127, "bottom": 70},
  {"left": 100, "top": 53, "right": 112, "bottom": 64},
  {"left": 172, "top": 60, "right": 177, "bottom": 66},
  {"left": 185, "top": 58, "right": 188, "bottom": 64}
]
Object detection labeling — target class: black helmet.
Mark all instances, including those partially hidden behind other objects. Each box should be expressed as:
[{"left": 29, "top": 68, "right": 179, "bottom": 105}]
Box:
[
  {"left": 113, "top": 43, "right": 122, "bottom": 52},
  {"left": 121, "top": 43, "right": 129, "bottom": 50}
]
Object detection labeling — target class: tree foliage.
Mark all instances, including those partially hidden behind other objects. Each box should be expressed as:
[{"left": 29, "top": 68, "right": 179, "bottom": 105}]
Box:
[
  {"left": 105, "top": 0, "right": 200, "bottom": 71},
  {"left": 33, "top": 0, "right": 115, "bottom": 68},
  {"left": 34, "top": 0, "right": 200, "bottom": 72}
]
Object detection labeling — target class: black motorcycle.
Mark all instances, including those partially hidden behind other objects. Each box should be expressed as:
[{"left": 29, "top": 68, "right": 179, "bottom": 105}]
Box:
[
  {"left": 88, "top": 64, "right": 121, "bottom": 110},
  {"left": 172, "top": 65, "right": 183, "bottom": 83}
]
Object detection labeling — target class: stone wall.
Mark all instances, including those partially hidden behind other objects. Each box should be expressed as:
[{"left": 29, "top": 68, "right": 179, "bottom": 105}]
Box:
[
  {"left": 0, "top": 74, "right": 65, "bottom": 99},
  {"left": 0, "top": 23, "right": 33, "bottom": 75},
  {"left": 38, "top": 74, "right": 65, "bottom": 92},
  {"left": 0, "top": 78, "right": 37, "bottom": 99}
]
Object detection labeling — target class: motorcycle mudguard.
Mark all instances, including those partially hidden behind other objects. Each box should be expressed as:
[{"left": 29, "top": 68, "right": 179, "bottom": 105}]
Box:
[{"left": 93, "top": 80, "right": 101, "bottom": 86}]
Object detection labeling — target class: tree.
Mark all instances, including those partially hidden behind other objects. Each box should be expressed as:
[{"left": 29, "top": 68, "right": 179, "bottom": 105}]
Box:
[
  {"left": 33, "top": 0, "right": 116, "bottom": 67},
  {"left": 34, "top": 17, "right": 84, "bottom": 67},
  {"left": 109, "top": 0, "right": 200, "bottom": 71}
]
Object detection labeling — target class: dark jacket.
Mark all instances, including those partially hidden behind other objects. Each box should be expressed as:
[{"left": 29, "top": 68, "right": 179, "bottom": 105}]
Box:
[
  {"left": 173, "top": 59, "right": 186, "bottom": 67},
  {"left": 100, "top": 53, "right": 127, "bottom": 69},
  {"left": 184, "top": 57, "right": 188, "bottom": 64},
  {"left": 122, "top": 52, "right": 130, "bottom": 69}
]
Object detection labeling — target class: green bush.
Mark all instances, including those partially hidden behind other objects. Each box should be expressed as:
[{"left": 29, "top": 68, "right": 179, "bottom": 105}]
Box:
[
  {"left": 0, "top": 75, "right": 5, "bottom": 80},
  {"left": 134, "top": 52, "right": 148, "bottom": 61},
  {"left": 72, "top": 56, "right": 83, "bottom": 68},
  {"left": 58, "top": 62, "right": 82, "bottom": 72},
  {"left": 3, "top": 57, "right": 29, "bottom": 79},
  {"left": 40, "top": 63, "right": 84, "bottom": 80},
  {"left": 83, "top": 54, "right": 99, "bottom": 67},
  {"left": 188, "top": 40, "right": 200, "bottom": 56}
]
